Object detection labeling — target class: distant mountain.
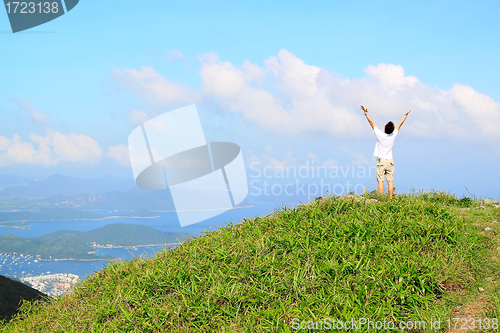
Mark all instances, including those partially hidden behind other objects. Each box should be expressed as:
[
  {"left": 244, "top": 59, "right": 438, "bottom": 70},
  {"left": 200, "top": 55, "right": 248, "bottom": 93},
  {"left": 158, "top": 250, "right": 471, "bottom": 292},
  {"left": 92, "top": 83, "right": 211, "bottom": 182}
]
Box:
[
  {"left": 0, "top": 173, "right": 308, "bottom": 211},
  {"left": 46, "top": 186, "right": 249, "bottom": 211},
  {"left": 47, "top": 187, "right": 177, "bottom": 210},
  {"left": 97, "top": 175, "right": 123, "bottom": 182},
  {"left": 0, "top": 187, "right": 177, "bottom": 211},
  {"left": 0, "top": 233, "right": 107, "bottom": 260},
  {"left": 80, "top": 223, "right": 192, "bottom": 246},
  {"left": 0, "top": 174, "right": 33, "bottom": 187},
  {"left": 0, "top": 174, "right": 136, "bottom": 198},
  {"left": 0, "top": 275, "right": 47, "bottom": 322}
]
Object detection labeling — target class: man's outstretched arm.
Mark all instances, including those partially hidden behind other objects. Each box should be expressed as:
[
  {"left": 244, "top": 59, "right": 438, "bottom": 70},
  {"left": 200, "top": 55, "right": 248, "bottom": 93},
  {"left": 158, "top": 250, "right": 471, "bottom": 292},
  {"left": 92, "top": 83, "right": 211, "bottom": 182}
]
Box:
[
  {"left": 396, "top": 109, "right": 411, "bottom": 130},
  {"left": 361, "top": 105, "right": 375, "bottom": 129}
]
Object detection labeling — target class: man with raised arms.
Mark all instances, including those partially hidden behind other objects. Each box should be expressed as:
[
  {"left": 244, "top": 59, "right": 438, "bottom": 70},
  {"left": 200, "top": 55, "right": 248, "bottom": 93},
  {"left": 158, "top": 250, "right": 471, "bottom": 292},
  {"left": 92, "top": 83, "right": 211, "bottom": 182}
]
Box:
[{"left": 361, "top": 105, "right": 411, "bottom": 199}]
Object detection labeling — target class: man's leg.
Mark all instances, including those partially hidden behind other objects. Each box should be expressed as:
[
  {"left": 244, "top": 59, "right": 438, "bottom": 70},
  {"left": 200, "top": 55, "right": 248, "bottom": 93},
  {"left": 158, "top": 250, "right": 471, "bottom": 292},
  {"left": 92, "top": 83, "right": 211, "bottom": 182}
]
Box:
[
  {"left": 378, "top": 181, "right": 384, "bottom": 195},
  {"left": 387, "top": 181, "right": 394, "bottom": 199},
  {"left": 386, "top": 159, "right": 395, "bottom": 199}
]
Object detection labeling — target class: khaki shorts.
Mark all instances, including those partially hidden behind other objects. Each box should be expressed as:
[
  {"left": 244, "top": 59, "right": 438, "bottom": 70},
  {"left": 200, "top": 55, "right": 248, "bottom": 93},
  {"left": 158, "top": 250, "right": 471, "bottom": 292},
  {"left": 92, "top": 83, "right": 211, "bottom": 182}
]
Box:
[{"left": 376, "top": 158, "right": 394, "bottom": 182}]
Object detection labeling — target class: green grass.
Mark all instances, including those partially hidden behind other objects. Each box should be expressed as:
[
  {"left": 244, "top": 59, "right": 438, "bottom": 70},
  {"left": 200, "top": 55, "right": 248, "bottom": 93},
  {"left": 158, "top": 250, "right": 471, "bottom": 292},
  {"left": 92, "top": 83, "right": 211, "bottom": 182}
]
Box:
[{"left": 1, "top": 191, "right": 499, "bottom": 332}]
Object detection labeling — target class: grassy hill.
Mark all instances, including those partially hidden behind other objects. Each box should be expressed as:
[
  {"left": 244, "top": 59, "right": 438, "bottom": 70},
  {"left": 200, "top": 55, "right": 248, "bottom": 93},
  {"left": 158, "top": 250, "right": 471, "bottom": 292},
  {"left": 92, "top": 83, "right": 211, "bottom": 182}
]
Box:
[
  {"left": 0, "top": 191, "right": 499, "bottom": 331},
  {"left": 0, "top": 275, "right": 47, "bottom": 323}
]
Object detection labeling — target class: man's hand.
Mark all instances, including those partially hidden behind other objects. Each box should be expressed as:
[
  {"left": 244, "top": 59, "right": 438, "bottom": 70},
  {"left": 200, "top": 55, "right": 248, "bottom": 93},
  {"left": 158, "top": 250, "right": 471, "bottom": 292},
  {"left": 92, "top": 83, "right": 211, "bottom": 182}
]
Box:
[
  {"left": 361, "top": 105, "right": 375, "bottom": 129},
  {"left": 397, "top": 109, "right": 411, "bottom": 130}
]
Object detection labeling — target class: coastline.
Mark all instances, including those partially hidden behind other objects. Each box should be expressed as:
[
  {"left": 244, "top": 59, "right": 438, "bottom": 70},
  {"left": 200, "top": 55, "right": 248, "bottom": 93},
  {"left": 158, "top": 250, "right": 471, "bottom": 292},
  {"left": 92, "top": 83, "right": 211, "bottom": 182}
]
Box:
[
  {"left": 38, "top": 258, "right": 112, "bottom": 262},
  {"left": 32, "top": 243, "right": 180, "bottom": 261},
  {"left": 91, "top": 242, "right": 180, "bottom": 249},
  {"left": 0, "top": 205, "right": 259, "bottom": 223},
  {"left": 0, "top": 224, "right": 30, "bottom": 229},
  {"left": 152, "top": 205, "right": 254, "bottom": 213},
  {"left": 0, "top": 214, "right": 160, "bottom": 225}
]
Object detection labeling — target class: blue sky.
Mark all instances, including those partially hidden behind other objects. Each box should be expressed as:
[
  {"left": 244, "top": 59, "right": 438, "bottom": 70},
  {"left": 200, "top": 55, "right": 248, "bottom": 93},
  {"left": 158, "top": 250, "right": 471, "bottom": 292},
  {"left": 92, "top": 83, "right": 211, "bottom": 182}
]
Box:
[{"left": 1, "top": 0, "right": 499, "bottom": 200}]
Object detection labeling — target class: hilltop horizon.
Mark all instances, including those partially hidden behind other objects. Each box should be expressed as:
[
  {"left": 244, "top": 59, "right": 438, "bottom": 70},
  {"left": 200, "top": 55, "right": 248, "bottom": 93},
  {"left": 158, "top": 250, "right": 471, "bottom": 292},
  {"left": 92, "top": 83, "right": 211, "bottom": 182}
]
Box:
[{"left": 0, "top": 171, "right": 498, "bottom": 204}]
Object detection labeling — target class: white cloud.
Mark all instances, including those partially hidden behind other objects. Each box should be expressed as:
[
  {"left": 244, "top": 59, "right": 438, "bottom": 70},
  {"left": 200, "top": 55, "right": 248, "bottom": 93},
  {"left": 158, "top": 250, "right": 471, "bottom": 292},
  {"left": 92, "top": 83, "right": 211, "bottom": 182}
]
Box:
[
  {"left": 306, "top": 152, "right": 339, "bottom": 167},
  {"left": 322, "top": 159, "right": 339, "bottom": 167},
  {"left": 448, "top": 83, "right": 500, "bottom": 138},
  {"left": 198, "top": 53, "right": 293, "bottom": 132},
  {"left": 128, "top": 109, "right": 150, "bottom": 125},
  {"left": 105, "top": 144, "right": 131, "bottom": 167},
  {"left": 166, "top": 49, "right": 185, "bottom": 63},
  {"left": 364, "top": 63, "right": 418, "bottom": 96},
  {"left": 307, "top": 152, "right": 319, "bottom": 161},
  {"left": 341, "top": 148, "right": 370, "bottom": 166},
  {"left": 247, "top": 146, "right": 298, "bottom": 170},
  {"left": 112, "top": 66, "right": 200, "bottom": 107},
  {"left": 248, "top": 148, "right": 340, "bottom": 171},
  {"left": 113, "top": 49, "right": 500, "bottom": 142},
  {"left": 12, "top": 98, "right": 51, "bottom": 125},
  {"left": 0, "top": 131, "right": 102, "bottom": 166}
]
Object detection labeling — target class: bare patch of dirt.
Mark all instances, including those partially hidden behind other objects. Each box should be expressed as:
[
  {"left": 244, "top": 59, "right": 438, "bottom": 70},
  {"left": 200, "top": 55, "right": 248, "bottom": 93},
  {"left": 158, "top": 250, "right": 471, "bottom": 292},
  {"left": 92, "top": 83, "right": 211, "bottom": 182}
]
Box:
[{"left": 446, "top": 295, "right": 490, "bottom": 332}]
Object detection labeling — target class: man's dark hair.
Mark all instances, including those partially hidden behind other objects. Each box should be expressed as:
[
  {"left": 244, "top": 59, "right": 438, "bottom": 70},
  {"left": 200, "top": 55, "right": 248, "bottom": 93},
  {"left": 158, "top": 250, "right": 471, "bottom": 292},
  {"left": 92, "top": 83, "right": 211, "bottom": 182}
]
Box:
[{"left": 384, "top": 121, "right": 395, "bottom": 134}]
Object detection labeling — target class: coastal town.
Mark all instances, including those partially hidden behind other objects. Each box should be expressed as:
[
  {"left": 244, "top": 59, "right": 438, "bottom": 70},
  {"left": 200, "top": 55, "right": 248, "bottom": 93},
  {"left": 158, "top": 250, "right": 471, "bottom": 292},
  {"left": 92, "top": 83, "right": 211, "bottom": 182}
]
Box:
[
  {"left": 0, "top": 245, "right": 167, "bottom": 297},
  {"left": 0, "top": 253, "right": 82, "bottom": 297},
  {"left": 21, "top": 273, "right": 81, "bottom": 298}
]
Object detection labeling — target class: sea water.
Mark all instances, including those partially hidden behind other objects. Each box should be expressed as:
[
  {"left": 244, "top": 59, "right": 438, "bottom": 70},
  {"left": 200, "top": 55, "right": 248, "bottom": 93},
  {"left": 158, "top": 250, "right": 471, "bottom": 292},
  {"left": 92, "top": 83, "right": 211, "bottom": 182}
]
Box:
[
  {"left": 0, "top": 203, "right": 287, "bottom": 280},
  {"left": 0, "top": 246, "right": 173, "bottom": 280}
]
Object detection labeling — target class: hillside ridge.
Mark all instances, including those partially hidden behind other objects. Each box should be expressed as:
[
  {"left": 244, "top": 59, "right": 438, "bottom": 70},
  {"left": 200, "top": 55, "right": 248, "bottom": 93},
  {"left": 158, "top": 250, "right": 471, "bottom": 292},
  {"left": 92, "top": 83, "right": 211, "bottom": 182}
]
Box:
[
  {"left": 1, "top": 191, "right": 499, "bottom": 332},
  {"left": 0, "top": 275, "right": 47, "bottom": 323}
]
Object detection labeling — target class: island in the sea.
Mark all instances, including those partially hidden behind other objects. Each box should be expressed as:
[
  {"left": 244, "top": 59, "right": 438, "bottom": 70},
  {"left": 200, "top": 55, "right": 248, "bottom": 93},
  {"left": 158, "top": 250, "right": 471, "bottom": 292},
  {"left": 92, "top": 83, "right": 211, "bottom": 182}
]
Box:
[{"left": 0, "top": 223, "right": 194, "bottom": 260}]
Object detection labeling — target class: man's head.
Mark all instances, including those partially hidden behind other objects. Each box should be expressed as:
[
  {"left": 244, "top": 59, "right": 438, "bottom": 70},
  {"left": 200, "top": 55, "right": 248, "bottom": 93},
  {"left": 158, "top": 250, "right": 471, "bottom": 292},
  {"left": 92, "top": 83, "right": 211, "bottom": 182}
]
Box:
[{"left": 384, "top": 121, "right": 395, "bottom": 134}]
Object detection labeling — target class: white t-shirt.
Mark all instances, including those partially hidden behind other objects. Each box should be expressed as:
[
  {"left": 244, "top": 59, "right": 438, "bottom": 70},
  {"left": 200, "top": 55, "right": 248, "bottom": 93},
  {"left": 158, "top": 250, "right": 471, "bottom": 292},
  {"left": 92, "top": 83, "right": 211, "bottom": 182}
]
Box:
[{"left": 373, "top": 126, "right": 398, "bottom": 159}]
